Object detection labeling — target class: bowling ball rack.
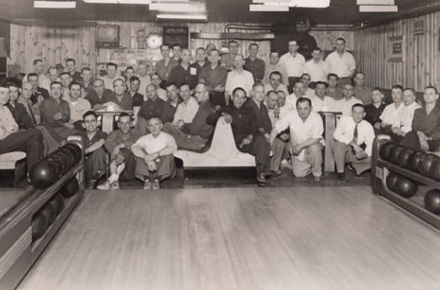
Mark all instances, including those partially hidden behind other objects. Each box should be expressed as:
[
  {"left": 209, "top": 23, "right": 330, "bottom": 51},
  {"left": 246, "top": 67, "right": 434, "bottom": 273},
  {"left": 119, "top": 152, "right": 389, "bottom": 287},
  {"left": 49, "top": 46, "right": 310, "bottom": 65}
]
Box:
[
  {"left": 372, "top": 137, "right": 440, "bottom": 231},
  {"left": 0, "top": 138, "right": 85, "bottom": 290}
]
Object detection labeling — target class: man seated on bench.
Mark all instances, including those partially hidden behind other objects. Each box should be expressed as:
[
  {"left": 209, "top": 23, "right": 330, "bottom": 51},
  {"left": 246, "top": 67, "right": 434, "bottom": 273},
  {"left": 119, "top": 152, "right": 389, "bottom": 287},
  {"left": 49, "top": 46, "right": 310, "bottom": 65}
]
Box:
[
  {"left": 0, "top": 82, "right": 44, "bottom": 177},
  {"left": 163, "top": 82, "right": 219, "bottom": 151},
  {"left": 131, "top": 117, "right": 177, "bottom": 190}
]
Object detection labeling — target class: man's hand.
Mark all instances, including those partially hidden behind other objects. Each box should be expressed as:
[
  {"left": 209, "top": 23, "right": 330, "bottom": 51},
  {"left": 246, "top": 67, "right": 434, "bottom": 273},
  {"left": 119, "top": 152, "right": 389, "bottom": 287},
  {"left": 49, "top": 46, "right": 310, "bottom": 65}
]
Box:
[
  {"left": 173, "top": 119, "right": 184, "bottom": 128},
  {"left": 420, "top": 138, "right": 429, "bottom": 151},
  {"left": 349, "top": 141, "right": 363, "bottom": 153},
  {"left": 291, "top": 144, "right": 303, "bottom": 156},
  {"left": 264, "top": 133, "right": 270, "bottom": 143},
  {"left": 214, "top": 85, "right": 225, "bottom": 92},
  {"left": 223, "top": 113, "right": 233, "bottom": 123},
  {"left": 279, "top": 133, "right": 289, "bottom": 142},
  {"left": 144, "top": 152, "right": 159, "bottom": 163},
  {"left": 147, "top": 160, "right": 157, "bottom": 171},
  {"left": 65, "top": 123, "right": 75, "bottom": 130},
  {"left": 392, "top": 127, "right": 405, "bottom": 136},
  {"left": 355, "top": 150, "right": 368, "bottom": 160},
  {"left": 54, "top": 113, "right": 62, "bottom": 120},
  {"left": 374, "top": 122, "right": 381, "bottom": 130}
]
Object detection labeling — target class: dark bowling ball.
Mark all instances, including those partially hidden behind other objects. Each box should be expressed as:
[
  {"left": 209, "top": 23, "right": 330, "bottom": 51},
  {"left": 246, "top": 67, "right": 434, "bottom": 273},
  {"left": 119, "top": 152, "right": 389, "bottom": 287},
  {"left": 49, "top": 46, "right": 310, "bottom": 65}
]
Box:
[
  {"left": 430, "top": 159, "right": 440, "bottom": 181},
  {"left": 29, "top": 160, "right": 59, "bottom": 189},
  {"left": 49, "top": 194, "right": 65, "bottom": 216},
  {"left": 45, "top": 156, "right": 64, "bottom": 178},
  {"left": 57, "top": 148, "right": 76, "bottom": 169},
  {"left": 397, "top": 148, "right": 413, "bottom": 168},
  {"left": 61, "top": 177, "right": 79, "bottom": 198},
  {"left": 395, "top": 175, "right": 418, "bottom": 198},
  {"left": 64, "top": 143, "right": 82, "bottom": 162},
  {"left": 408, "top": 151, "right": 423, "bottom": 172},
  {"left": 389, "top": 145, "right": 404, "bottom": 164},
  {"left": 31, "top": 212, "right": 47, "bottom": 241},
  {"left": 418, "top": 154, "right": 439, "bottom": 177},
  {"left": 386, "top": 172, "right": 400, "bottom": 192},
  {"left": 40, "top": 203, "right": 57, "bottom": 227},
  {"left": 425, "top": 189, "right": 440, "bottom": 215},
  {"left": 380, "top": 142, "right": 394, "bottom": 161}
]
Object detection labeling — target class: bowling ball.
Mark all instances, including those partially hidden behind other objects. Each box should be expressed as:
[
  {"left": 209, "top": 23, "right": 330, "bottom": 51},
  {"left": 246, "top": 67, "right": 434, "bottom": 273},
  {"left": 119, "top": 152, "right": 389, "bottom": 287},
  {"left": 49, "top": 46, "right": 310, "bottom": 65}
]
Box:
[
  {"left": 418, "top": 154, "right": 439, "bottom": 177},
  {"left": 408, "top": 151, "right": 423, "bottom": 172},
  {"left": 430, "top": 159, "right": 440, "bottom": 181},
  {"left": 389, "top": 145, "right": 404, "bottom": 164},
  {"left": 64, "top": 143, "right": 82, "bottom": 162},
  {"left": 40, "top": 203, "right": 57, "bottom": 227},
  {"left": 425, "top": 189, "right": 440, "bottom": 215},
  {"left": 397, "top": 148, "right": 413, "bottom": 168},
  {"left": 57, "top": 148, "right": 76, "bottom": 169},
  {"left": 386, "top": 172, "right": 399, "bottom": 192},
  {"left": 61, "top": 177, "right": 79, "bottom": 198},
  {"left": 49, "top": 194, "right": 65, "bottom": 216},
  {"left": 45, "top": 156, "right": 64, "bottom": 177},
  {"left": 380, "top": 142, "right": 394, "bottom": 161},
  {"left": 395, "top": 176, "right": 418, "bottom": 198},
  {"left": 29, "top": 160, "right": 59, "bottom": 189},
  {"left": 31, "top": 212, "right": 47, "bottom": 241}
]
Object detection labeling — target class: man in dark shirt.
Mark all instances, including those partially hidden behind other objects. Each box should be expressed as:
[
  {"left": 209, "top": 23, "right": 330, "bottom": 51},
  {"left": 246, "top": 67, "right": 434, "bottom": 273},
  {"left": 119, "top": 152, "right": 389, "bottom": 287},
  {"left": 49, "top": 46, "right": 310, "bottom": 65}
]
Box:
[
  {"left": 364, "top": 88, "right": 386, "bottom": 131},
  {"left": 244, "top": 43, "right": 266, "bottom": 83},
  {"left": 163, "top": 82, "right": 218, "bottom": 150},
  {"left": 198, "top": 49, "right": 228, "bottom": 106},
  {"left": 65, "top": 58, "right": 82, "bottom": 83},
  {"left": 168, "top": 48, "right": 193, "bottom": 88},
  {"left": 104, "top": 78, "right": 133, "bottom": 111},
  {"left": 401, "top": 86, "right": 440, "bottom": 151},
  {"left": 161, "top": 83, "right": 182, "bottom": 124},
  {"left": 189, "top": 47, "right": 208, "bottom": 89},
  {"left": 86, "top": 79, "right": 115, "bottom": 109},
  {"left": 138, "top": 84, "right": 165, "bottom": 121},
  {"left": 244, "top": 82, "right": 272, "bottom": 139},
  {"left": 28, "top": 73, "right": 50, "bottom": 105},
  {"left": 129, "top": 76, "right": 144, "bottom": 107}
]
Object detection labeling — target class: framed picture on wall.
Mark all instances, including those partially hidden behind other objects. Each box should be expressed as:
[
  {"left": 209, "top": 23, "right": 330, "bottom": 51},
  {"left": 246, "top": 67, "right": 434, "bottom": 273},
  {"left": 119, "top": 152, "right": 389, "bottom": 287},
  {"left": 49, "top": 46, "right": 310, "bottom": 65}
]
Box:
[{"left": 388, "top": 35, "right": 405, "bottom": 62}]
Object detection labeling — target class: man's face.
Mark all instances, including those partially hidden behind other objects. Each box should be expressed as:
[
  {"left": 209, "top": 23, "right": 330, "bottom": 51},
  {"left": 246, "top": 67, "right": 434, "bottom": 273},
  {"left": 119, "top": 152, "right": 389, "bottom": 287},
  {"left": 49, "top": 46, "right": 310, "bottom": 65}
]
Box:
[
  {"left": 148, "top": 118, "right": 163, "bottom": 137},
  {"left": 113, "top": 80, "right": 125, "bottom": 96},
  {"left": 208, "top": 51, "right": 220, "bottom": 65},
  {"left": 181, "top": 49, "right": 191, "bottom": 64},
  {"left": 277, "top": 92, "right": 286, "bottom": 107},
  {"left": 267, "top": 92, "right": 279, "bottom": 110},
  {"left": 294, "top": 82, "right": 305, "bottom": 97},
  {"left": 315, "top": 83, "right": 326, "bottom": 98},
  {"left": 151, "top": 74, "right": 161, "bottom": 86},
  {"left": 403, "top": 90, "right": 416, "bottom": 106},
  {"left": 229, "top": 42, "right": 238, "bottom": 54},
  {"left": 297, "top": 100, "right": 312, "bottom": 120},
  {"left": 269, "top": 74, "right": 281, "bottom": 88},
  {"left": 354, "top": 73, "right": 365, "bottom": 87},
  {"left": 130, "top": 80, "right": 140, "bottom": 93},
  {"left": 288, "top": 41, "right": 299, "bottom": 54},
  {"left": 21, "top": 83, "right": 33, "bottom": 100},
  {"left": 371, "top": 90, "right": 383, "bottom": 104},
  {"left": 269, "top": 53, "right": 279, "bottom": 65},
  {"left": 233, "top": 55, "right": 244, "bottom": 70},
  {"left": 146, "top": 84, "right": 156, "bottom": 100},
  {"left": 9, "top": 86, "right": 19, "bottom": 102},
  {"left": 179, "top": 85, "right": 191, "bottom": 102},
  {"left": 28, "top": 76, "right": 39, "bottom": 89},
  {"left": 166, "top": 85, "right": 179, "bottom": 101},
  {"left": 301, "top": 75, "right": 311, "bottom": 87},
  {"left": 172, "top": 46, "right": 181, "bottom": 59},
  {"left": 311, "top": 50, "right": 322, "bottom": 62},
  {"left": 253, "top": 85, "right": 265, "bottom": 102},
  {"left": 352, "top": 106, "right": 365, "bottom": 123},
  {"left": 70, "top": 84, "right": 81, "bottom": 100},
  {"left": 126, "top": 68, "right": 135, "bottom": 80},
  {"left": 161, "top": 46, "right": 170, "bottom": 58},
  {"left": 194, "top": 84, "right": 208, "bottom": 103},
  {"left": 49, "top": 68, "right": 58, "bottom": 82},
  {"left": 118, "top": 116, "right": 131, "bottom": 134},
  {"left": 34, "top": 61, "right": 44, "bottom": 74},
  {"left": 51, "top": 84, "right": 62, "bottom": 99},
  {"left": 424, "top": 88, "right": 439, "bottom": 104},
  {"left": 249, "top": 45, "right": 258, "bottom": 58},
  {"left": 343, "top": 84, "right": 354, "bottom": 98},
  {"left": 107, "top": 65, "right": 117, "bottom": 78},
  {"left": 60, "top": 74, "right": 72, "bottom": 88},
  {"left": 83, "top": 115, "right": 98, "bottom": 133},
  {"left": 232, "top": 89, "right": 246, "bottom": 109},
  {"left": 93, "top": 80, "right": 105, "bottom": 95},
  {"left": 336, "top": 40, "right": 345, "bottom": 53},
  {"left": 0, "top": 87, "right": 10, "bottom": 105},
  {"left": 138, "top": 64, "right": 147, "bottom": 76},
  {"left": 391, "top": 88, "right": 403, "bottom": 103},
  {"left": 82, "top": 70, "right": 93, "bottom": 83},
  {"left": 328, "top": 76, "right": 338, "bottom": 87},
  {"left": 66, "top": 61, "right": 75, "bottom": 73},
  {"left": 196, "top": 49, "right": 206, "bottom": 62}
]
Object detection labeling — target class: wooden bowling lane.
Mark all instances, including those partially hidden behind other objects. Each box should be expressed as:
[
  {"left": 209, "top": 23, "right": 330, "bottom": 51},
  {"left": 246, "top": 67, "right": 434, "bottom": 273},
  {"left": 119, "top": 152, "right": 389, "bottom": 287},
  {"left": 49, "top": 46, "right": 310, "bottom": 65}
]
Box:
[{"left": 17, "top": 186, "right": 440, "bottom": 290}]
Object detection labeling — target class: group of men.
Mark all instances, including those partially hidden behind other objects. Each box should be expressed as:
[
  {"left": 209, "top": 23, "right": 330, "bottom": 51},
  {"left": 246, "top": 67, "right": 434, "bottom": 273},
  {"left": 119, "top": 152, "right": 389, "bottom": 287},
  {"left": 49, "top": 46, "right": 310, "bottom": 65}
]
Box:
[{"left": 1, "top": 36, "right": 439, "bottom": 189}]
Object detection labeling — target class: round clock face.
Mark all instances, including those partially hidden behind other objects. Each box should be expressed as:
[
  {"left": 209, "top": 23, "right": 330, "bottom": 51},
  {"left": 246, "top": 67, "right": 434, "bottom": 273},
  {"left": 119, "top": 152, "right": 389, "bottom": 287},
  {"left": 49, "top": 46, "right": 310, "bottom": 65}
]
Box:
[{"left": 147, "top": 33, "right": 163, "bottom": 49}]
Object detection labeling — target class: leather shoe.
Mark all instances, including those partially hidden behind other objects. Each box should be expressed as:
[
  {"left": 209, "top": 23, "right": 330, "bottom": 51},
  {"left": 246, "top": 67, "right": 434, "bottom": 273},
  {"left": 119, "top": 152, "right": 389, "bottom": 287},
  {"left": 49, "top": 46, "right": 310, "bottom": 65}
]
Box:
[{"left": 338, "top": 173, "right": 345, "bottom": 181}]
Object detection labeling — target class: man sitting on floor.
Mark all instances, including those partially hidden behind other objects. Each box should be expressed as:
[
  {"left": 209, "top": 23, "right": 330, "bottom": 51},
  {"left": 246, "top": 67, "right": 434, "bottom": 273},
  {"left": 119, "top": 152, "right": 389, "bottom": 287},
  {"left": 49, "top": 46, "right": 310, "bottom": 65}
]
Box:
[
  {"left": 333, "top": 104, "right": 375, "bottom": 180},
  {"left": 78, "top": 111, "right": 107, "bottom": 189},
  {"left": 98, "top": 113, "right": 140, "bottom": 190},
  {"left": 270, "top": 97, "right": 324, "bottom": 182},
  {"left": 131, "top": 117, "right": 177, "bottom": 190}
]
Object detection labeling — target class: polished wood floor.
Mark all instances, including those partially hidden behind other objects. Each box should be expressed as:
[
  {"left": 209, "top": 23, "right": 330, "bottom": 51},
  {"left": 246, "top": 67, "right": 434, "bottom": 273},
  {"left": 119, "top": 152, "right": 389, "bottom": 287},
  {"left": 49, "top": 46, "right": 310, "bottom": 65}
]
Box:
[{"left": 18, "top": 186, "right": 440, "bottom": 290}]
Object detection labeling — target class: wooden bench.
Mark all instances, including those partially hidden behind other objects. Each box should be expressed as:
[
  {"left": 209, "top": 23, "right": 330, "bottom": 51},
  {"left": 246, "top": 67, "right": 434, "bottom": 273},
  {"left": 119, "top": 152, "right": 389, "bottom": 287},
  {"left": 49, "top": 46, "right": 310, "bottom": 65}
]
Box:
[
  {"left": 0, "top": 152, "right": 26, "bottom": 170},
  {"left": 174, "top": 116, "right": 255, "bottom": 168}
]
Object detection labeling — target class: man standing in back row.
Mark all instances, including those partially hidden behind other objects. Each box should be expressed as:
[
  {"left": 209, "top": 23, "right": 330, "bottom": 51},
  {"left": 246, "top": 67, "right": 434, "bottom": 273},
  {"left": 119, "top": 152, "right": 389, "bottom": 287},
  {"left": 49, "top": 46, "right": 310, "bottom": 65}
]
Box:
[
  {"left": 325, "top": 38, "right": 356, "bottom": 88},
  {"left": 279, "top": 39, "right": 305, "bottom": 93}
]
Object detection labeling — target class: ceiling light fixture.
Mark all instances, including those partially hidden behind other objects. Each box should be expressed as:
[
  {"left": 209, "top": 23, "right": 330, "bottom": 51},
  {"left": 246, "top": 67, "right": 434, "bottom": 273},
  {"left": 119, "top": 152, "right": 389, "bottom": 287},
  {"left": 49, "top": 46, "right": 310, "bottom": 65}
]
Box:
[
  {"left": 150, "top": 2, "right": 206, "bottom": 12},
  {"left": 289, "top": 0, "right": 330, "bottom": 8},
  {"left": 83, "top": 0, "right": 151, "bottom": 4},
  {"left": 249, "top": 4, "right": 289, "bottom": 12},
  {"left": 359, "top": 5, "right": 397, "bottom": 12},
  {"left": 357, "top": 0, "right": 394, "bottom": 4},
  {"left": 156, "top": 13, "right": 207, "bottom": 21},
  {"left": 34, "top": 0, "right": 76, "bottom": 8}
]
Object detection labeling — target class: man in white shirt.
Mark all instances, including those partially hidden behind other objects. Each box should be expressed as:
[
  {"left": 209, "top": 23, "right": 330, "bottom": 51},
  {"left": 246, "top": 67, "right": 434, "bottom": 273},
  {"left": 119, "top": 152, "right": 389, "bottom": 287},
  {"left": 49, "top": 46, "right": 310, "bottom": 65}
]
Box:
[
  {"left": 66, "top": 82, "right": 91, "bottom": 130},
  {"left": 131, "top": 117, "right": 177, "bottom": 190},
  {"left": 308, "top": 81, "right": 336, "bottom": 112},
  {"left": 101, "top": 62, "right": 122, "bottom": 91},
  {"left": 264, "top": 71, "right": 289, "bottom": 98},
  {"left": 270, "top": 97, "right": 324, "bottom": 182},
  {"left": 137, "top": 61, "right": 151, "bottom": 97},
  {"left": 377, "top": 85, "right": 405, "bottom": 134},
  {"left": 286, "top": 81, "right": 306, "bottom": 108},
  {"left": 225, "top": 54, "right": 254, "bottom": 105},
  {"left": 325, "top": 38, "right": 356, "bottom": 88},
  {"left": 333, "top": 104, "right": 375, "bottom": 180},
  {"left": 263, "top": 51, "right": 288, "bottom": 85},
  {"left": 326, "top": 73, "right": 343, "bottom": 100},
  {"left": 151, "top": 73, "right": 167, "bottom": 102},
  {"left": 173, "top": 83, "right": 199, "bottom": 126},
  {"left": 125, "top": 66, "right": 136, "bottom": 88},
  {"left": 301, "top": 73, "right": 315, "bottom": 98},
  {"left": 277, "top": 90, "right": 294, "bottom": 119},
  {"left": 334, "top": 83, "right": 362, "bottom": 116},
  {"left": 390, "top": 88, "right": 421, "bottom": 142},
  {"left": 266, "top": 90, "right": 280, "bottom": 126},
  {"left": 26, "top": 59, "right": 51, "bottom": 91},
  {"left": 353, "top": 72, "right": 373, "bottom": 105},
  {"left": 303, "top": 48, "right": 329, "bottom": 83},
  {"left": 279, "top": 39, "right": 306, "bottom": 93}
]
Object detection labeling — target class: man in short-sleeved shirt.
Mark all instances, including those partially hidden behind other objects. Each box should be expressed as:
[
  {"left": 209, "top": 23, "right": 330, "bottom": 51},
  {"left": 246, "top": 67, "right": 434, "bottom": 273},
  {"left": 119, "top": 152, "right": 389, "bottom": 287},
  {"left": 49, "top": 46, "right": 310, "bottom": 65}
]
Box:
[
  {"left": 225, "top": 54, "right": 254, "bottom": 105},
  {"left": 264, "top": 71, "right": 289, "bottom": 99},
  {"left": 303, "top": 48, "right": 329, "bottom": 83},
  {"left": 378, "top": 85, "right": 404, "bottom": 134},
  {"left": 334, "top": 83, "right": 362, "bottom": 116},
  {"left": 279, "top": 40, "right": 306, "bottom": 92},
  {"left": 325, "top": 38, "right": 356, "bottom": 88}
]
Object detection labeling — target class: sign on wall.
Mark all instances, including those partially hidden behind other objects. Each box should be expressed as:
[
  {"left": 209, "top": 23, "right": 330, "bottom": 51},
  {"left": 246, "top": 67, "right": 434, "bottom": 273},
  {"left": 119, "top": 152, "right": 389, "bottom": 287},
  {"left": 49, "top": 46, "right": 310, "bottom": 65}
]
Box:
[{"left": 388, "top": 35, "right": 405, "bottom": 62}]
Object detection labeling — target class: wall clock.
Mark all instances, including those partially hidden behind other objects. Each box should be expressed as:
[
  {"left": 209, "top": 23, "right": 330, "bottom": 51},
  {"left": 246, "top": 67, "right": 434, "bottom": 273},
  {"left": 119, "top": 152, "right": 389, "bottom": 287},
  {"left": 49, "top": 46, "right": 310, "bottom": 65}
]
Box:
[{"left": 146, "top": 33, "right": 163, "bottom": 49}]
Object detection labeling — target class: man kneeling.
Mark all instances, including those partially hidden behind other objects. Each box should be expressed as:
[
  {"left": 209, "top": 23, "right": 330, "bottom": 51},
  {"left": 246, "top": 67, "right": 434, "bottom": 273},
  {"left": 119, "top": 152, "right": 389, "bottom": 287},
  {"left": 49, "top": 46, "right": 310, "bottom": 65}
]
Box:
[{"left": 131, "top": 117, "right": 177, "bottom": 189}]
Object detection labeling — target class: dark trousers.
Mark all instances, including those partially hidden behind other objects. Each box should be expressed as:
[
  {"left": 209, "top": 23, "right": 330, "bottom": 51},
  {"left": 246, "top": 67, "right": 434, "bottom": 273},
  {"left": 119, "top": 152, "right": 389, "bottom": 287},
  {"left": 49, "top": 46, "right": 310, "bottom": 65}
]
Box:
[
  {"left": 400, "top": 130, "right": 440, "bottom": 151},
  {"left": 0, "top": 128, "right": 44, "bottom": 174},
  {"left": 118, "top": 149, "right": 136, "bottom": 181},
  {"left": 84, "top": 147, "right": 107, "bottom": 181},
  {"left": 239, "top": 134, "right": 270, "bottom": 176},
  {"left": 135, "top": 154, "right": 176, "bottom": 181}
]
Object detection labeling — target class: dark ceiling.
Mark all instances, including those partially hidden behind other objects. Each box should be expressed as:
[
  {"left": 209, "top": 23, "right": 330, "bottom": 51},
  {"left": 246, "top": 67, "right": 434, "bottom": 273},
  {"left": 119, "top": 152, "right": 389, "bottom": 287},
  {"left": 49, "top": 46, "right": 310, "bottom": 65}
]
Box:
[{"left": 0, "top": 0, "right": 438, "bottom": 26}]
